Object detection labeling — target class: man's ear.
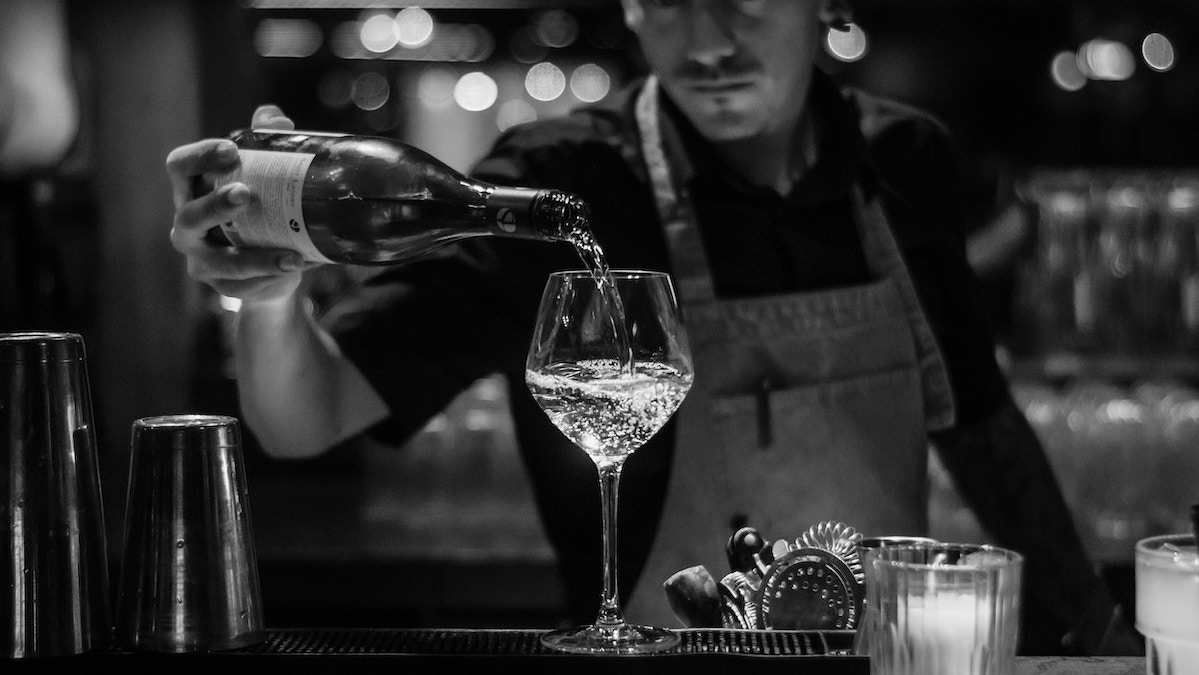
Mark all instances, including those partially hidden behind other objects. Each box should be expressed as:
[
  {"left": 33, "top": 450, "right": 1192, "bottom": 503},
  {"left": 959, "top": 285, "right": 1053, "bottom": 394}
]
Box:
[
  {"left": 620, "top": 0, "right": 644, "bottom": 32},
  {"left": 819, "top": 0, "right": 853, "bottom": 31}
]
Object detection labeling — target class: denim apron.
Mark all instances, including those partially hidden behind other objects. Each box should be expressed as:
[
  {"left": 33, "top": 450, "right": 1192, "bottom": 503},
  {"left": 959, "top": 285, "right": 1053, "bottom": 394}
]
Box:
[{"left": 623, "top": 76, "right": 957, "bottom": 627}]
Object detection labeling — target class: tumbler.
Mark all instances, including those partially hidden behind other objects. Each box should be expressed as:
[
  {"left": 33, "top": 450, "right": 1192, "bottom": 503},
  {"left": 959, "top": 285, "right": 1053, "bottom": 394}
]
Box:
[
  {"left": 0, "top": 331, "right": 112, "bottom": 658},
  {"left": 115, "top": 414, "right": 264, "bottom": 652},
  {"left": 854, "top": 536, "right": 939, "bottom": 656},
  {"left": 1135, "top": 533, "right": 1199, "bottom": 675},
  {"left": 863, "top": 541, "right": 1023, "bottom": 675}
]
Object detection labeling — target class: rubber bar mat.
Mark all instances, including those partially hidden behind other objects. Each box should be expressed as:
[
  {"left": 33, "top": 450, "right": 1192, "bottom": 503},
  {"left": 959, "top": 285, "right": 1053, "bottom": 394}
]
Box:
[{"left": 242, "top": 628, "right": 857, "bottom": 656}]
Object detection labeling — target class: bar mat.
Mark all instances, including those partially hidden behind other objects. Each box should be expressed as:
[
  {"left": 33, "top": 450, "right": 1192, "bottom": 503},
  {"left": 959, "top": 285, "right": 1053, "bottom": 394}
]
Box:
[
  {"left": 7, "top": 629, "right": 867, "bottom": 675},
  {"left": 242, "top": 627, "right": 857, "bottom": 656}
]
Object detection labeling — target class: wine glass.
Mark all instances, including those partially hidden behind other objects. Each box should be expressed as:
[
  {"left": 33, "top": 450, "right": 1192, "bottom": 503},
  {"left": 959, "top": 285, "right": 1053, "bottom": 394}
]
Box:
[{"left": 526, "top": 269, "right": 693, "bottom": 655}]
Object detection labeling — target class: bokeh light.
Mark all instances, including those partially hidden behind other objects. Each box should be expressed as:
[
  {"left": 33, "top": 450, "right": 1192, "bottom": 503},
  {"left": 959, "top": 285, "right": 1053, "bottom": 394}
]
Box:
[
  {"left": 1077, "top": 38, "right": 1136, "bottom": 81},
  {"left": 525, "top": 62, "right": 566, "bottom": 102},
  {"left": 1050, "top": 50, "right": 1087, "bottom": 91},
  {"left": 351, "top": 71, "right": 390, "bottom": 110},
  {"left": 395, "top": 7, "right": 434, "bottom": 48},
  {"left": 454, "top": 71, "right": 498, "bottom": 111},
  {"left": 530, "top": 10, "right": 579, "bottom": 49},
  {"left": 569, "top": 63, "right": 611, "bottom": 103},
  {"left": 1142, "top": 33, "right": 1176, "bottom": 72},
  {"left": 254, "top": 19, "right": 322, "bottom": 58},
  {"left": 359, "top": 12, "right": 398, "bottom": 53}
]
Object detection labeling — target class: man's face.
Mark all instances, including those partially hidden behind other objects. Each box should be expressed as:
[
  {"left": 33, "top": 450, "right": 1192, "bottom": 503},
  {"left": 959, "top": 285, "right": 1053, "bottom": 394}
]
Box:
[{"left": 623, "top": 0, "right": 828, "bottom": 142}]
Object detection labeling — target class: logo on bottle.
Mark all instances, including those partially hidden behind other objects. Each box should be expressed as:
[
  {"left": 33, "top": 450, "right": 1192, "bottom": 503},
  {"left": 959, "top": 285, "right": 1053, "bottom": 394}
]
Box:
[
  {"left": 289, "top": 218, "right": 301, "bottom": 233},
  {"left": 495, "top": 208, "right": 518, "bottom": 233}
]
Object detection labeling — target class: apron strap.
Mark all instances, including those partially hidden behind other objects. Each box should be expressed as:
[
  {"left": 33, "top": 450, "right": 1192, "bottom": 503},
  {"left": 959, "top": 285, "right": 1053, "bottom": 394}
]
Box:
[
  {"left": 635, "top": 76, "right": 718, "bottom": 304},
  {"left": 852, "top": 188, "right": 957, "bottom": 431},
  {"left": 632, "top": 75, "right": 956, "bottom": 431}
]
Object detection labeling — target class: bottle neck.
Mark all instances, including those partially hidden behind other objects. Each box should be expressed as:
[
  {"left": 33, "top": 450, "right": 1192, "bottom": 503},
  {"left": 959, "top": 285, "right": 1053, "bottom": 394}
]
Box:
[{"left": 485, "top": 187, "right": 588, "bottom": 241}]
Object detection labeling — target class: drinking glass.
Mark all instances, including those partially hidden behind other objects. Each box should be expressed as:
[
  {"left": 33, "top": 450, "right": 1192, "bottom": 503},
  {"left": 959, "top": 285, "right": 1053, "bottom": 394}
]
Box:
[
  {"left": 115, "top": 415, "right": 264, "bottom": 652},
  {"left": 853, "top": 536, "right": 939, "bottom": 656},
  {"left": 526, "top": 270, "right": 693, "bottom": 654},
  {"left": 1135, "top": 534, "right": 1199, "bottom": 675},
  {"left": 863, "top": 542, "right": 1023, "bottom": 675},
  {"left": 1, "top": 331, "right": 111, "bottom": 658}
]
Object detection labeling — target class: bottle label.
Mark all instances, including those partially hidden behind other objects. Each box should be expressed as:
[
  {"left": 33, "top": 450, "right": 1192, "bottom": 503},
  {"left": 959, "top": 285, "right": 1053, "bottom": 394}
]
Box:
[{"left": 214, "top": 149, "right": 332, "bottom": 263}]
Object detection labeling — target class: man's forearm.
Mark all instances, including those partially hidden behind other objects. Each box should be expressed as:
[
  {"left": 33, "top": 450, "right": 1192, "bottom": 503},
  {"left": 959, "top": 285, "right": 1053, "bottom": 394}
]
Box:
[
  {"left": 931, "top": 400, "right": 1140, "bottom": 655},
  {"left": 234, "top": 293, "right": 389, "bottom": 459}
]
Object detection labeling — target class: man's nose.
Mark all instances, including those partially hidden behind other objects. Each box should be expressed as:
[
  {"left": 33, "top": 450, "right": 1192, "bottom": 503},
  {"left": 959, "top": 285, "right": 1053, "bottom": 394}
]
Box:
[{"left": 684, "top": 0, "right": 737, "bottom": 66}]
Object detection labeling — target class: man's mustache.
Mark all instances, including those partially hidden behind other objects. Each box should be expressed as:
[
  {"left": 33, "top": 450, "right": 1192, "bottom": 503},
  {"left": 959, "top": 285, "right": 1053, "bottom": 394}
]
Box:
[{"left": 671, "top": 54, "right": 762, "bottom": 82}]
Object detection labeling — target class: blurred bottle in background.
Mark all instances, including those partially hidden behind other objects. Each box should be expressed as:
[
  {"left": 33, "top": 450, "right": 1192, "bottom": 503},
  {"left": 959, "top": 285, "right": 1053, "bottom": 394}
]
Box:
[
  {"left": 1160, "top": 184, "right": 1199, "bottom": 353},
  {"left": 1016, "top": 169, "right": 1199, "bottom": 364},
  {"left": 1093, "top": 183, "right": 1158, "bottom": 356},
  {"left": 1024, "top": 184, "right": 1096, "bottom": 355}
]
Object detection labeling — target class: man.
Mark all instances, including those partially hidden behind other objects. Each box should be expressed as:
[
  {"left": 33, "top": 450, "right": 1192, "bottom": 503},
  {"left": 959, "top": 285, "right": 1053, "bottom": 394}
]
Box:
[{"left": 167, "top": 0, "right": 1138, "bottom": 654}]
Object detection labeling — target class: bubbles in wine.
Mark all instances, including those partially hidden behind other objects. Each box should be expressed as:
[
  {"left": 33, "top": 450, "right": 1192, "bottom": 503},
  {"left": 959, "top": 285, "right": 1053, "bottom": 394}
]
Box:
[{"left": 526, "top": 359, "right": 692, "bottom": 467}]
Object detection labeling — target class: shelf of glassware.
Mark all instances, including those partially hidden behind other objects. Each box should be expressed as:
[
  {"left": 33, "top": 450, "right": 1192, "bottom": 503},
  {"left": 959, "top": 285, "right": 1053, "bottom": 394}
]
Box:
[
  {"left": 1010, "top": 358, "right": 1199, "bottom": 565},
  {"left": 927, "top": 350, "right": 1199, "bottom": 571}
]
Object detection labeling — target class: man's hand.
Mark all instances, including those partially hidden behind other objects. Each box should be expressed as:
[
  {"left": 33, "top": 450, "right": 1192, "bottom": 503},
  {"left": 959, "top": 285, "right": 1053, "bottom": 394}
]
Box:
[{"left": 165, "top": 104, "right": 313, "bottom": 305}]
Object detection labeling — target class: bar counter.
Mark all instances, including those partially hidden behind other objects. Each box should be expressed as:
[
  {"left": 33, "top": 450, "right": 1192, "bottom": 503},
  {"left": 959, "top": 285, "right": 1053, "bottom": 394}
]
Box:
[
  {"left": 4, "top": 628, "right": 1145, "bottom": 675},
  {"left": 81, "top": 419, "right": 1145, "bottom": 674}
]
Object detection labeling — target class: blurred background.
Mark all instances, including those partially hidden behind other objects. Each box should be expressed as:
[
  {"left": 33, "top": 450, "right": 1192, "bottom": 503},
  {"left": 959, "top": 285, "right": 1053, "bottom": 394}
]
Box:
[{"left": 2, "top": 0, "right": 1197, "bottom": 632}]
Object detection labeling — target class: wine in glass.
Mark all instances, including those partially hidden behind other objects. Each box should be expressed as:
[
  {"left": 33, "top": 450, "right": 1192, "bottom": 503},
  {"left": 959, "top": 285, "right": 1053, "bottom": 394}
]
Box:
[{"left": 526, "top": 269, "right": 693, "bottom": 655}]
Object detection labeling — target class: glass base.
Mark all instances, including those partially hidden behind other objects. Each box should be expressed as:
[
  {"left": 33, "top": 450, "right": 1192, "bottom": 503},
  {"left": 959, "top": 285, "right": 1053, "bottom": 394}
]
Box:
[{"left": 540, "top": 622, "right": 680, "bottom": 655}]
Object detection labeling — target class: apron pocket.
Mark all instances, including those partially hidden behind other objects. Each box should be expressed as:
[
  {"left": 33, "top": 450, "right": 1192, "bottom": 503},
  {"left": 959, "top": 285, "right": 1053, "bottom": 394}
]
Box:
[
  {"left": 706, "top": 366, "right": 930, "bottom": 536},
  {"left": 708, "top": 366, "right": 924, "bottom": 449}
]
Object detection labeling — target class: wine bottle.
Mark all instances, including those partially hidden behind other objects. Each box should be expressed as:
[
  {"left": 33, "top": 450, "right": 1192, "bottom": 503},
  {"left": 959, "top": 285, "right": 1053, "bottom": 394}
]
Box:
[{"left": 209, "top": 129, "right": 591, "bottom": 266}]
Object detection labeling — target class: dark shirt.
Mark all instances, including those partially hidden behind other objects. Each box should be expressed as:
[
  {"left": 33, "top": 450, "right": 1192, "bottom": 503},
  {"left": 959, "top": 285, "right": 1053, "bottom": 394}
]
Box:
[{"left": 323, "top": 69, "right": 1012, "bottom": 623}]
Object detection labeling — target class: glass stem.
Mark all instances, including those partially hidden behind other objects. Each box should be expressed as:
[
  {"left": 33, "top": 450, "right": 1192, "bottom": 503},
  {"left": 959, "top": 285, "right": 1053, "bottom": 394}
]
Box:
[{"left": 595, "top": 460, "right": 625, "bottom": 627}]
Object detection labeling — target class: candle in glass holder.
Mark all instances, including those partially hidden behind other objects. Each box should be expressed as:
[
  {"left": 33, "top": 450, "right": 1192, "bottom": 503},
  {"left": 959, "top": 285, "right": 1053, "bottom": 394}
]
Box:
[
  {"left": 864, "top": 542, "right": 1022, "bottom": 675},
  {"left": 901, "top": 590, "right": 991, "bottom": 673}
]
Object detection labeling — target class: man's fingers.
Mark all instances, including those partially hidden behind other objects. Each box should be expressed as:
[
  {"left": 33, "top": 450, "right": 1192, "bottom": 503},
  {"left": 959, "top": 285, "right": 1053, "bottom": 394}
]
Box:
[
  {"left": 187, "top": 245, "right": 306, "bottom": 283},
  {"left": 166, "top": 138, "right": 240, "bottom": 208},
  {"left": 168, "top": 104, "right": 294, "bottom": 214},
  {"left": 173, "top": 182, "right": 252, "bottom": 237},
  {"left": 165, "top": 138, "right": 239, "bottom": 178}
]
